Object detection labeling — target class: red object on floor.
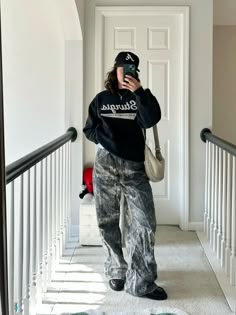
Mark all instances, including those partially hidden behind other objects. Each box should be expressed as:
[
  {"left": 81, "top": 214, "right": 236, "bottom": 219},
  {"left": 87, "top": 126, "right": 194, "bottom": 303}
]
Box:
[{"left": 83, "top": 167, "right": 93, "bottom": 194}]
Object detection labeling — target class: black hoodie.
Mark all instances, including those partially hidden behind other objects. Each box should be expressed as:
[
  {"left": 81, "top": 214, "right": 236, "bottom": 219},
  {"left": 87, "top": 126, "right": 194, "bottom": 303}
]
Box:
[{"left": 83, "top": 86, "right": 161, "bottom": 162}]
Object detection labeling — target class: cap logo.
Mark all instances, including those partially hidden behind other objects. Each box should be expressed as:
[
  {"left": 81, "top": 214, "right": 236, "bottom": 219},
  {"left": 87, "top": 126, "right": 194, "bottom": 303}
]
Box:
[{"left": 125, "top": 53, "right": 135, "bottom": 62}]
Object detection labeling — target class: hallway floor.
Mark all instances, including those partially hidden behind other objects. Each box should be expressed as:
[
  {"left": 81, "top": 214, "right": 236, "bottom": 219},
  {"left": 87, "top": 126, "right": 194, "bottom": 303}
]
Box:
[{"left": 36, "top": 226, "right": 233, "bottom": 315}]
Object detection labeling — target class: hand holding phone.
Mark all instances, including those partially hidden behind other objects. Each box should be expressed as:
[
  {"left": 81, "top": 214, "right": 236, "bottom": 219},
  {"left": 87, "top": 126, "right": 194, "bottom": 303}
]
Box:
[{"left": 122, "top": 75, "right": 141, "bottom": 92}]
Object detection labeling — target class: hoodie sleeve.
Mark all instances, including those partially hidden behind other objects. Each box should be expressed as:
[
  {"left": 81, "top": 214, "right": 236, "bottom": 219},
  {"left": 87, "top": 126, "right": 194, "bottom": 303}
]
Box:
[
  {"left": 134, "top": 87, "right": 161, "bottom": 128},
  {"left": 83, "top": 96, "right": 100, "bottom": 144}
]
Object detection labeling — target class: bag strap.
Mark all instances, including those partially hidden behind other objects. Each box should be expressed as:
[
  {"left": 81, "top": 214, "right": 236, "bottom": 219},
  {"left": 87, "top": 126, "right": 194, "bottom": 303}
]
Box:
[
  {"left": 143, "top": 125, "right": 161, "bottom": 152},
  {"left": 152, "top": 125, "right": 161, "bottom": 152}
]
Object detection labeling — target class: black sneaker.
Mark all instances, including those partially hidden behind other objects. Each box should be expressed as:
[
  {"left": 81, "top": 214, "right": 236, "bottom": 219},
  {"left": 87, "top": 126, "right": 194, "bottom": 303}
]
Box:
[
  {"left": 109, "top": 279, "right": 125, "bottom": 291},
  {"left": 144, "top": 286, "right": 168, "bottom": 300}
]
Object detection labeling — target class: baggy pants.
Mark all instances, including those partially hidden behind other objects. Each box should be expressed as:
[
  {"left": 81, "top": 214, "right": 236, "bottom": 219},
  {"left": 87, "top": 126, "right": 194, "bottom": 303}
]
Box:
[{"left": 93, "top": 147, "right": 158, "bottom": 296}]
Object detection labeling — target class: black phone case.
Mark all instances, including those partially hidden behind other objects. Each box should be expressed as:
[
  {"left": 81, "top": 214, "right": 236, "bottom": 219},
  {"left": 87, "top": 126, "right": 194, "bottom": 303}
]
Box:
[{"left": 123, "top": 64, "right": 136, "bottom": 81}]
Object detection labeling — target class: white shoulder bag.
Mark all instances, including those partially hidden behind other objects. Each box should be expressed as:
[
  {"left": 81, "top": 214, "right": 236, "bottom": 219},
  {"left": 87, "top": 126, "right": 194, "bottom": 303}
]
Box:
[{"left": 143, "top": 125, "right": 165, "bottom": 182}]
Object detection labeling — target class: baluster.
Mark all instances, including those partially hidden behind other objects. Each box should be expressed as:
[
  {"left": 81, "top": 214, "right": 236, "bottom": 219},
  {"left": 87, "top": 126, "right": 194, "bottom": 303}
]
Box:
[
  {"left": 7, "top": 182, "right": 14, "bottom": 315},
  {"left": 57, "top": 148, "right": 61, "bottom": 256},
  {"left": 65, "top": 144, "right": 68, "bottom": 242},
  {"left": 68, "top": 142, "right": 72, "bottom": 238},
  {"left": 206, "top": 141, "right": 212, "bottom": 240},
  {"left": 221, "top": 150, "right": 227, "bottom": 268},
  {"left": 217, "top": 148, "right": 223, "bottom": 259},
  {"left": 35, "top": 162, "right": 43, "bottom": 307},
  {"left": 51, "top": 152, "right": 56, "bottom": 278},
  {"left": 47, "top": 154, "right": 53, "bottom": 283},
  {"left": 58, "top": 148, "right": 62, "bottom": 258},
  {"left": 59, "top": 147, "right": 64, "bottom": 256},
  {"left": 29, "top": 166, "right": 37, "bottom": 315},
  {"left": 53, "top": 151, "right": 58, "bottom": 267},
  {"left": 230, "top": 156, "right": 236, "bottom": 285},
  {"left": 61, "top": 146, "right": 65, "bottom": 252},
  {"left": 225, "top": 153, "right": 232, "bottom": 276},
  {"left": 56, "top": 149, "right": 60, "bottom": 263},
  {"left": 62, "top": 145, "right": 66, "bottom": 249},
  {"left": 14, "top": 176, "right": 23, "bottom": 313},
  {"left": 42, "top": 158, "right": 48, "bottom": 292},
  {"left": 63, "top": 143, "right": 68, "bottom": 247},
  {"left": 22, "top": 171, "right": 31, "bottom": 314},
  {"left": 210, "top": 143, "right": 215, "bottom": 247},
  {"left": 204, "top": 140, "right": 209, "bottom": 234},
  {"left": 213, "top": 146, "right": 219, "bottom": 252},
  {"left": 65, "top": 142, "right": 70, "bottom": 243}
]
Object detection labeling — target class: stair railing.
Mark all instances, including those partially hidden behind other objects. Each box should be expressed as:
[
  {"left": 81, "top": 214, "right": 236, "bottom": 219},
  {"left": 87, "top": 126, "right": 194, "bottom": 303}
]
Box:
[
  {"left": 200, "top": 128, "right": 236, "bottom": 286},
  {"left": 5, "top": 127, "right": 77, "bottom": 315}
]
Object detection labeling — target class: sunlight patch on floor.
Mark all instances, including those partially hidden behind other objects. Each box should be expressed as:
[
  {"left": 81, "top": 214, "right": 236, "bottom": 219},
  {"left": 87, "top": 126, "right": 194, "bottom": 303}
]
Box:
[{"left": 36, "top": 239, "right": 106, "bottom": 315}]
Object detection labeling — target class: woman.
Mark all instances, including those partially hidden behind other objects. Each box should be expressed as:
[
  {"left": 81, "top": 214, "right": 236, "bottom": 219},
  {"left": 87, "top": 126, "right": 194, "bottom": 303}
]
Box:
[{"left": 83, "top": 51, "right": 167, "bottom": 300}]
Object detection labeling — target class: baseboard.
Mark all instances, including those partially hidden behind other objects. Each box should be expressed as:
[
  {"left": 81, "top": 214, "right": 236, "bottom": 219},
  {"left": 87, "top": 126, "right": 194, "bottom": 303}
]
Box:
[
  {"left": 197, "top": 231, "right": 236, "bottom": 312},
  {"left": 188, "top": 221, "right": 204, "bottom": 231}
]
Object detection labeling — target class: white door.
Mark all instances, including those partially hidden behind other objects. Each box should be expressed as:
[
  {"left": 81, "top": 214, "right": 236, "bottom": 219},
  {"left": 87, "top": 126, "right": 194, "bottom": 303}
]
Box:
[{"left": 95, "top": 6, "right": 189, "bottom": 227}]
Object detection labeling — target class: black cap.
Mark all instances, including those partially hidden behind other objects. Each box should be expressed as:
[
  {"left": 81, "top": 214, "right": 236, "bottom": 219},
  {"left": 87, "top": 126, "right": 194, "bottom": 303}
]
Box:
[{"left": 114, "top": 51, "right": 140, "bottom": 71}]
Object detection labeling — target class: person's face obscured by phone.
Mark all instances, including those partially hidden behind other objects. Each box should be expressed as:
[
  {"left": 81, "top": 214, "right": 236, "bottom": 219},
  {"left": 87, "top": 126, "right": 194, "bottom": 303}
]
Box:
[{"left": 116, "top": 66, "right": 124, "bottom": 86}]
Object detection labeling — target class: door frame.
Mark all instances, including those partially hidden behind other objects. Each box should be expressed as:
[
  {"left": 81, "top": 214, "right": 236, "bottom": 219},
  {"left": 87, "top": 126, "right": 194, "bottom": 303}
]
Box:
[{"left": 95, "top": 6, "right": 189, "bottom": 230}]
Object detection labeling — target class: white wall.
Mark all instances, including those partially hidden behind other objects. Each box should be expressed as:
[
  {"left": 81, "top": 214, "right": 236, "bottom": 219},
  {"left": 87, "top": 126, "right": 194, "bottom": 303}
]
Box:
[
  {"left": 2, "top": 0, "right": 65, "bottom": 165},
  {"left": 213, "top": 26, "right": 236, "bottom": 145},
  {"left": 75, "top": 0, "right": 85, "bottom": 36},
  {"left": 2, "top": 0, "right": 83, "bottom": 231},
  {"left": 213, "top": 1, "right": 236, "bottom": 146},
  {"left": 65, "top": 40, "right": 84, "bottom": 233},
  {"left": 56, "top": 0, "right": 85, "bottom": 232},
  {"left": 83, "top": 0, "right": 213, "bottom": 228}
]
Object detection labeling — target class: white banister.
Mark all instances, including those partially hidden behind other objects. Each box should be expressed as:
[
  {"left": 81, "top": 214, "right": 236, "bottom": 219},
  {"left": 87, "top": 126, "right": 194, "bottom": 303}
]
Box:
[
  {"left": 5, "top": 128, "right": 76, "bottom": 315},
  {"left": 6, "top": 146, "right": 74, "bottom": 314},
  {"left": 199, "top": 129, "right": 236, "bottom": 311}
]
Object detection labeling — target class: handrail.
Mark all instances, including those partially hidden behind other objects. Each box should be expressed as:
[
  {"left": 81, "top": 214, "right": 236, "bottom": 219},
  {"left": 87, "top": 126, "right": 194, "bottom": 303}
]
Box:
[
  {"left": 200, "top": 128, "right": 236, "bottom": 157},
  {"left": 6, "top": 127, "right": 77, "bottom": 184}
]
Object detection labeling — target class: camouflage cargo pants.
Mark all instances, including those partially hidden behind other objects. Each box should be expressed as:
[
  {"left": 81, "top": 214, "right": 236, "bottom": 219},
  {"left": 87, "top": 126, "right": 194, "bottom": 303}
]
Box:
[{"left": 93, "top": 147, "right": 158, "bottom": 296}]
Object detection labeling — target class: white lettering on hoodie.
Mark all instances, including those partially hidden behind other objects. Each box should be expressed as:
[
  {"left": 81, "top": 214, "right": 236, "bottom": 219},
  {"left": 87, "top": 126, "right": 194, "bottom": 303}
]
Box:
[{"left": 100, "top": 100, "right": 137, "bottom": 119}]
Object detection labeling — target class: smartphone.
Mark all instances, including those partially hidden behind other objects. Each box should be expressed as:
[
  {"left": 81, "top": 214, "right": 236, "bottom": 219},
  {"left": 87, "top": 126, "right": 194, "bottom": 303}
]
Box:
[{"left": 123, "top": 64, "right": 136, "bottom": 82}]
